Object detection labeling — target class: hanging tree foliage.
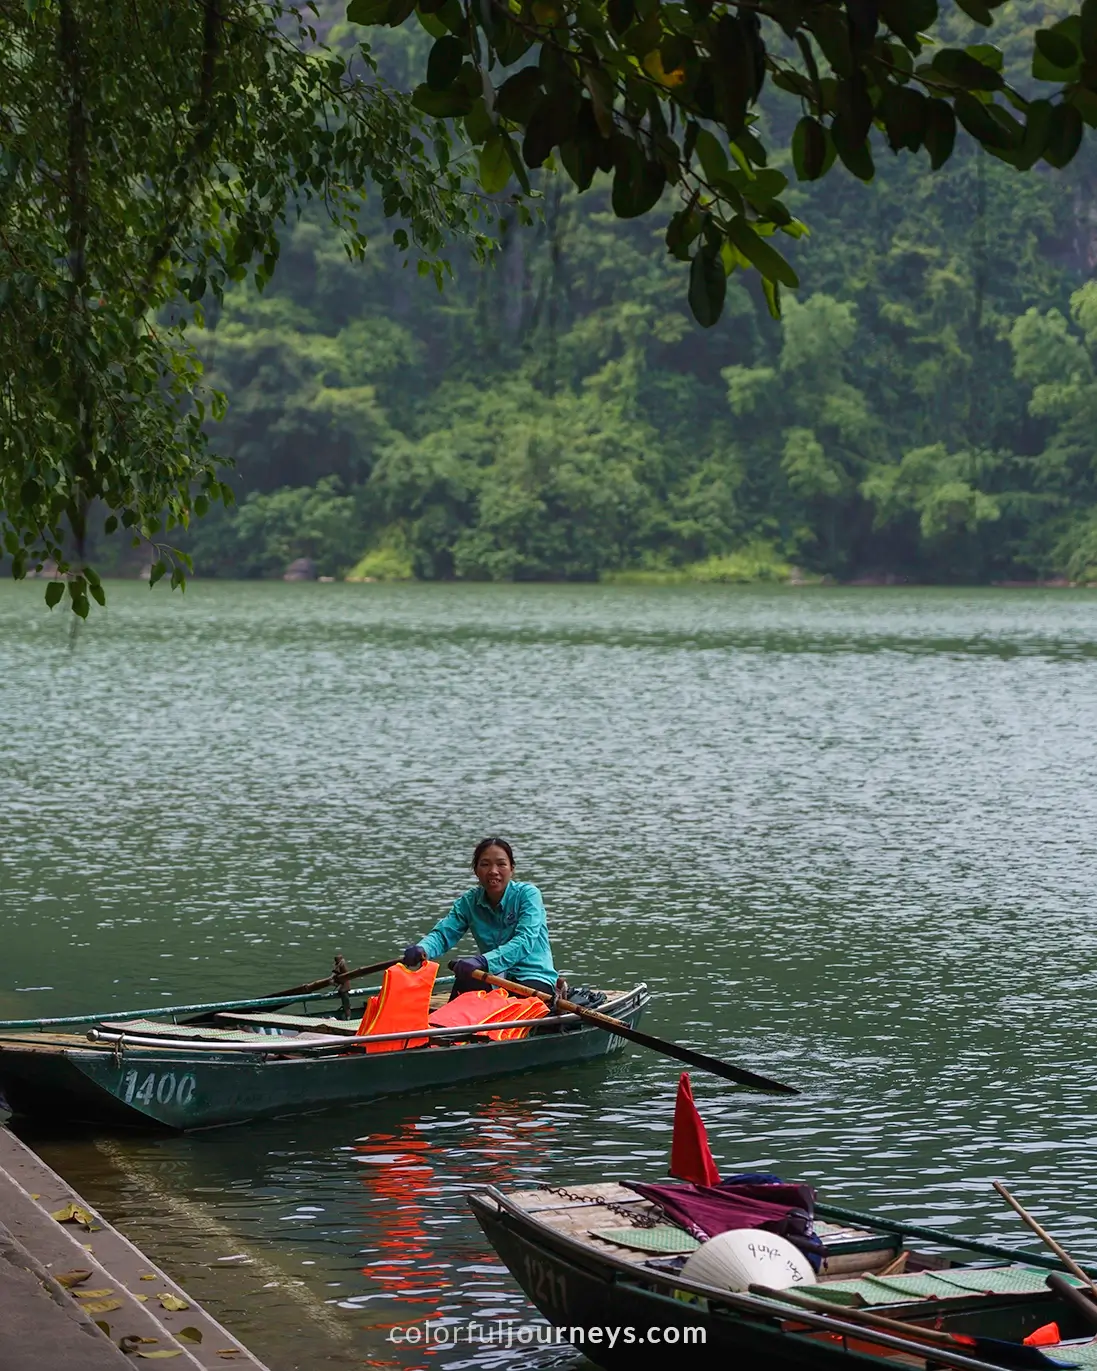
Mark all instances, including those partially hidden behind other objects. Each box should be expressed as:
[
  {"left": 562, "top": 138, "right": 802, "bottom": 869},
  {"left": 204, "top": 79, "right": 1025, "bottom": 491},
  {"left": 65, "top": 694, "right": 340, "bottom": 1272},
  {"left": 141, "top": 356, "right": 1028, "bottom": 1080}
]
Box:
[
  {"left": 344, "top": 0, "right": 1097, "bottom": 325},
  {"left": 0, "top": 0, "right": 479, "bottom": 613},
  {"left": 5, "top": 0, "right": 1097, "bottom": 611}
]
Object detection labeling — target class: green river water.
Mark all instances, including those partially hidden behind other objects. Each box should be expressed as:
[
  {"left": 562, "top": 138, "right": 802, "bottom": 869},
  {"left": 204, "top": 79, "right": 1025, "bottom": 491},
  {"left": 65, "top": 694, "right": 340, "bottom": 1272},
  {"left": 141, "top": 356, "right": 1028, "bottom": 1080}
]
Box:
[{"left": 3, "top": 580, "right": 1097, "bottom": 1369}]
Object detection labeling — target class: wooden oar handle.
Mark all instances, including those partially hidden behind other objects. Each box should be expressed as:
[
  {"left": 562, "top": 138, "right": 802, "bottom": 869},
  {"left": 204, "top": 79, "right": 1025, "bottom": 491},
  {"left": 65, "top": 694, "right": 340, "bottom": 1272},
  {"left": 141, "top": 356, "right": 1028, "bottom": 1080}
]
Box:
[
  {"left": 454, "top": 966, "right": 627, "bottom": 1028},
  {"left": 271, "top": 956, "right": 400, "bottom": 1001},
  {"left": 993, "top": 1180, "right": 1097, "bottom": 1294}
]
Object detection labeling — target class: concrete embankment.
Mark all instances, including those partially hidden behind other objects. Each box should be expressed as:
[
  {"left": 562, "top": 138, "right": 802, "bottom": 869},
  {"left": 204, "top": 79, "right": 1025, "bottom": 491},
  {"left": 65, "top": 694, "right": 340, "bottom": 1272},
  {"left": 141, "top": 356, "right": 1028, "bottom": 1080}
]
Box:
[{"left": 0, "top": 1126, "right": 270, "bottom": 1371}]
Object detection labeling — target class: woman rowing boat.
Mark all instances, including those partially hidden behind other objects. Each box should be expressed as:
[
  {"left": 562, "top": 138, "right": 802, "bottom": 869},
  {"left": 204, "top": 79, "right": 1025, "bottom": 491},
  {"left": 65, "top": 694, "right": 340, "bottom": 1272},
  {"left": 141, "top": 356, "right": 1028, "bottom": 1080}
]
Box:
[{"left": 403, "top": 837, "right": 559, "bottom": 997}]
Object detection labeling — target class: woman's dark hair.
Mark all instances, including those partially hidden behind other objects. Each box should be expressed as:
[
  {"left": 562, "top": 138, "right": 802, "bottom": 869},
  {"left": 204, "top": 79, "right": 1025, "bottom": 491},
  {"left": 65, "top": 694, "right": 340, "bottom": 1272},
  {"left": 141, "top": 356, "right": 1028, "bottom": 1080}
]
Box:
[{"left": 472, "top": 836, "right": 515, "bottom": 870}]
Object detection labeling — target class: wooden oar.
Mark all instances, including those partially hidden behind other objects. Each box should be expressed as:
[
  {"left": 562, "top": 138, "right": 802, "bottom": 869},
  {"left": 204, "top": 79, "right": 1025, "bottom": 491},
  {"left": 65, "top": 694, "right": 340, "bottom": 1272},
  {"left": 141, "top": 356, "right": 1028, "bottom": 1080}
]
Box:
[
  {"left": 752, "top": 1284, "right": 1066, "bottom": 1369},
  {"left": 457, "top": 965, "right": 800, "bottom": 1094},
  {"left": 993, "top": 1180, "right": 1097, "bottom": 1297},
  {"left": 267, "top": 956, "right": 400, "bottom": 1002}
]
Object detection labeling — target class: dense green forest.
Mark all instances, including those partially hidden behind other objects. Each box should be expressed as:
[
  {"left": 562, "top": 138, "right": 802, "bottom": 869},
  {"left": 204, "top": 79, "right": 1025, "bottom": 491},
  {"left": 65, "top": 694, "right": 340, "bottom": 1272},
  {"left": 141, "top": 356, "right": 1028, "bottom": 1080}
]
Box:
[{"left": 163, "top": 2, "right": 1097, "bottom": 584}]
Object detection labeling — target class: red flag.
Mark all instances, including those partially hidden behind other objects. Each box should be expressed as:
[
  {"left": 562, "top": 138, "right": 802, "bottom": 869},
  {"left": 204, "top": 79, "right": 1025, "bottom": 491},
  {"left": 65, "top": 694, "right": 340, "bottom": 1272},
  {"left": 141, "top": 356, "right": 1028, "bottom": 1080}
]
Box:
[{"left": 669, "top": 1072, "right": 720, "bottom": 1186}]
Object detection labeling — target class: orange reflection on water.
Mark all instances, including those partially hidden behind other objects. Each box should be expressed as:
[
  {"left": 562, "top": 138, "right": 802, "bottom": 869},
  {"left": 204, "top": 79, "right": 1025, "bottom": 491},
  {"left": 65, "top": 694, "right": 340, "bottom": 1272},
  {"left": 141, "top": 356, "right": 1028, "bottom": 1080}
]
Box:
[{"left": 355, "top": 1094, "right": 558, "bottom": 1364}]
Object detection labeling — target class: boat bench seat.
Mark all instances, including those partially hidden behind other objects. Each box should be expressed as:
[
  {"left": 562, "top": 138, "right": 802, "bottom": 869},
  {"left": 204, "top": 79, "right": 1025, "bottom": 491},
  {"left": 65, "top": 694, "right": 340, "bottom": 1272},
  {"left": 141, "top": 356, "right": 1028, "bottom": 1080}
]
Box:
[
  {"left": 812, "top": 1264, "right": 1086, "bottom": 1308},
  {"left": 214, "top": 1011, "right": 359, "bottom": 1035},
  {"left": 99, "top": 1018, "right": 278, "bottom": 1042}
]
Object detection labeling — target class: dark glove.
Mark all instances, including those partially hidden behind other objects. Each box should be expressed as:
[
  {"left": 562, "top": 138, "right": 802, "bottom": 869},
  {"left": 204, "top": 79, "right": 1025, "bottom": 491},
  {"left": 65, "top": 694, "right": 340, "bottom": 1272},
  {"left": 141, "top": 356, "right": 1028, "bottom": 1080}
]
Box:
[
  {"left": 403, "top": 944, "right": 426, "bottom": 969},
  {"left": 453, "top": 954, "right": 488, "bottom": 982}
]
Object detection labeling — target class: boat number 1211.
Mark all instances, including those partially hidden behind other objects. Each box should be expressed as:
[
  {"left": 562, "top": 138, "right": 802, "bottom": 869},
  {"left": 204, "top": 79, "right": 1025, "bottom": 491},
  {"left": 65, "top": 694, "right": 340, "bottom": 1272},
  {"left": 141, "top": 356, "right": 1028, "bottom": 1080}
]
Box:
[{"left": 120, "top": 1070, "right": 197, "bottom": 1108}]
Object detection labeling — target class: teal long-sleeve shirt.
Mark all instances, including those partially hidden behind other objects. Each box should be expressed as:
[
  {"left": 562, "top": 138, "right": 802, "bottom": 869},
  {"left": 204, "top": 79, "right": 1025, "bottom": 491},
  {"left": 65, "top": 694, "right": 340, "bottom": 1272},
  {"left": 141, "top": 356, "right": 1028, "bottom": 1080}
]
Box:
[{"left": 418, "top": 880, "right": 558, "bottom": 986}]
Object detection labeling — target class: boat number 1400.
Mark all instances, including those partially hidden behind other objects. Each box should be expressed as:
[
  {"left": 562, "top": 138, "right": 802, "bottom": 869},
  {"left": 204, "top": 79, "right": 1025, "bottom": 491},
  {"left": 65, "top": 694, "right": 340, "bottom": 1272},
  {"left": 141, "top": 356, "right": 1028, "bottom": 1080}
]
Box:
[{"left": 120, "top": 1070, "right": 196, "bottom": 1108}]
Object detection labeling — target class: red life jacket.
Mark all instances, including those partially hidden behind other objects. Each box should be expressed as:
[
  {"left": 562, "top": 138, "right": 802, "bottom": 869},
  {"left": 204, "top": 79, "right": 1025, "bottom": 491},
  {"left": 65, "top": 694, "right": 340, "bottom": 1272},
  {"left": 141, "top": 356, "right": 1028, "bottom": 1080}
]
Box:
[{"left": 356, "top": 961, "right": 438, "bottom": 1053}]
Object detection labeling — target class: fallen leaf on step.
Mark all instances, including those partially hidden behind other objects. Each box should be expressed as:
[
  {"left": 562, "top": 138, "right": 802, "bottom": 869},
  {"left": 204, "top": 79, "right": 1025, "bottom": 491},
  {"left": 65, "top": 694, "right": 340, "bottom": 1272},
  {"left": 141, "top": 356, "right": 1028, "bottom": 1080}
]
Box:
[
  {"left": 217, "top": 1351, "right": 242, "bottom": 1358},
  {"left": 178, "top": 1327, "right": 203, "bottom": 1343},
  {"left": 139, "top": 1274, "right": 157, "bottom": 1280},
  {"left": 157, "top": 1293, "right": 190, "bottom": 1312},
  {"left": 137, "top": 1352, "right": 184, "bottom": 1360},
  {"left": 81, "top": 1299, "right": 124, "bottom": 1314},
  {"left": 54, "top": 1270, "right": 93, "bottom": 1288},
  {"left": 94, "top": 1321, "right": 111, "bottom": 1336},
  {"left": 51, "top": 1202, "right": 97, "bottom": 1229},
  {"left": 135, "top": 1295, "right": 149, "bottom": 1302},
  {"left": 75, "top": 1289, "right": 116, "bottom": 1299}
]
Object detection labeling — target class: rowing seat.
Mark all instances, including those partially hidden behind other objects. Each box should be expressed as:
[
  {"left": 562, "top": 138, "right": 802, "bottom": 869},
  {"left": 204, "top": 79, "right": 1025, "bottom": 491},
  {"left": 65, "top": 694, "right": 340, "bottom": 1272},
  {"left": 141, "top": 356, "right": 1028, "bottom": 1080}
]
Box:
[{"left": 214, "top": 1011, "right": 359, "bottom": 1035}]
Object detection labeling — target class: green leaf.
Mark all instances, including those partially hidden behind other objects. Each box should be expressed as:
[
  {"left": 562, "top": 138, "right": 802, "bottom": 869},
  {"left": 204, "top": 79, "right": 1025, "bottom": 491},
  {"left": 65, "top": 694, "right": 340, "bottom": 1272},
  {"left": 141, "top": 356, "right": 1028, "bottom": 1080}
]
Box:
[
  {"left": 930, "top": 48, "right": 1003, "bottom": 90},
  {"left": 726, "top": 216, "right": 799, "bottom": 288},
  {"left": 879, "top": 0, "right": 937, "bottom": 50},
  {"left": 478, "top": 135, "right": 512, "bottom": 193},
  {"left": 523, "top": 90, "right": 578, "bottom": 168},
  {"left": 495, "top": 67, "right": 543, "bottom": 123},
  {"left": 607, "top": 0, "right": 633, "bottom": 34},
  {"left": 611, "top": 138, "right": 666, "bottom": 218},
  {"left": 954, "top": 0, "right": 994, "bottom": 24},
  {"left": 1067, "top": 85, "right": 1097, "bottom": 129},
  {"left": 692, "top": 128, "right": 727, "bottom": 184},
  {"left": 1034, "top": 28, "right": 1079, "bottom": 73},
  {"left": 1043, "top": 102, "right": 1084, "bottom": 167},
  {"left": 464, "top": 97, "right": 494, "bottom": 145},
  {"left": 411, "top": 83, "right": 473, "bottom": 116},
  {"left": 499, "top": 130, "right": 531, "bottom": 195},
  {"left": 688, "top": 246, "right": 725, "bottom": 328},
  {"left": 741, "top": 168, "right": 788, "bottom": 208},
  {"left": 953, "top": 92, "right": 1018, "bottom": 150},
  {"left": 965, "top": 43, "right": 1003, "bottom": 72},
  {"left": 1083, "top": 0, "right": 1097, "bottom": 63},
  {"left": 346, "top": 0, "right": 390, "bottom": 22},
  {"left": 559, "top": 105, "right": 601, "bottom": 190},
  {"left": 44, "top": 581, "right": 64, "bottom": 609},
  {"left": 426, "top": 35, "right": 464, "bottom": 90},
  {"left": 89, "top": 582, "right": 106, "bottom": 608},
  {"left": 791, "top": 116, "right": 833, "bottom": 180},
  {"left": 666, "top": 206, "right": 702, "bottom": 261},
  {"left": 923, "top": 98, "right": 956, "bottom": 168},
  {"left": 830, "top": 119, "right": 874, "bottom": 181},
  {"left": 878, "top": 85, "right": 929, "bottom": 153},
  {"left": 149, "top": 560, "right": 168, "bottom": 587}
]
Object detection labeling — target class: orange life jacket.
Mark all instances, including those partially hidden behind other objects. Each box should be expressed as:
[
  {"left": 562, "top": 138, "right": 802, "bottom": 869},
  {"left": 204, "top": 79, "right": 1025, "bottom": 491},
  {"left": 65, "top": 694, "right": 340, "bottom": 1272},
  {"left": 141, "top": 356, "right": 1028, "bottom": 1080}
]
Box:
[
  {"left": 356, "top": 961, "right": 438, "bottom": 1053},
  {"left": 427, "top": 988, "right": 549, "bottom": 1041},
  {"left": 480, "top": 995, "right": 549, "bottom": 1041},
  {"left": 428, "top": 988, "right": 511, "bottom": 1029}
]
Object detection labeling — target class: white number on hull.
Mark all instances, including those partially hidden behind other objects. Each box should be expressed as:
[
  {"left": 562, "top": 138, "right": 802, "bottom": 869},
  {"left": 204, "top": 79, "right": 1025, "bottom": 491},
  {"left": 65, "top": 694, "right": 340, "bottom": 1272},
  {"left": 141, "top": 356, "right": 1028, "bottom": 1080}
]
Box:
[{"left": 121, "top": 1070, "right": 197, "bottom": 1110}]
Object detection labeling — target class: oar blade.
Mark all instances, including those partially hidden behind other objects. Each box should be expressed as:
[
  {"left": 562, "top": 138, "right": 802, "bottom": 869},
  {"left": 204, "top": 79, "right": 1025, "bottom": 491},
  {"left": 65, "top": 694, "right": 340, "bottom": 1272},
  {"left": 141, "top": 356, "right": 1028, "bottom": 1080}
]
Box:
[
  {"left": 604, "top": 1018, "right": 800, "bottom": 1095},
  {"left": 458, "top": 965, "right": 799, "bottom": 1095}
]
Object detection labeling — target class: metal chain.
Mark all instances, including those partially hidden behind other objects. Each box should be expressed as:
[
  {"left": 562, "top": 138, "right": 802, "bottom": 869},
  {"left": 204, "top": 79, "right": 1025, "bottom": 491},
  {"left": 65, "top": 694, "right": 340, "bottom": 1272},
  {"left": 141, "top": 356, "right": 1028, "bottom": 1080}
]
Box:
[{"left": 542, "top": 1183, "right": 664, "bottom": 1228}]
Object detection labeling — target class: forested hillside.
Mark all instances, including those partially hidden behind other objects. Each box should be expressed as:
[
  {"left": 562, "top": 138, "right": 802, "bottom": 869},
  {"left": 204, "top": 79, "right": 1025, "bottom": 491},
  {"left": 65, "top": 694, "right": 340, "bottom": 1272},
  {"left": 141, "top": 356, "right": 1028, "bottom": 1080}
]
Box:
[{"left": 180, "top": 1, "right": 1097, "bottom": 583}]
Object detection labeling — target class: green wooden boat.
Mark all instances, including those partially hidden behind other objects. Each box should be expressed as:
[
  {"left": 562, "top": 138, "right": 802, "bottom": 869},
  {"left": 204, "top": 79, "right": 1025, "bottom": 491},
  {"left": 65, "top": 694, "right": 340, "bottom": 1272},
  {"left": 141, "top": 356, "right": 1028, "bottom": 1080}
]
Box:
[
  {"left": 0, "top": 981, "right": 649, "bottom": 1130},
  {"left": 470, "top": 1176, "right": 1097, "bottom": 1370}
]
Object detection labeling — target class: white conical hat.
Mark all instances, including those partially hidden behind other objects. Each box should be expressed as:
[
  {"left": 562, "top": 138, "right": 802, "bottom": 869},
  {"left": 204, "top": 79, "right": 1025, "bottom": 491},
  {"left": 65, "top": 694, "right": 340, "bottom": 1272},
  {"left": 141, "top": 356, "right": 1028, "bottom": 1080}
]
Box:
[{"left": 680, "top": 1228, "right": 816, "bottom": 1293}]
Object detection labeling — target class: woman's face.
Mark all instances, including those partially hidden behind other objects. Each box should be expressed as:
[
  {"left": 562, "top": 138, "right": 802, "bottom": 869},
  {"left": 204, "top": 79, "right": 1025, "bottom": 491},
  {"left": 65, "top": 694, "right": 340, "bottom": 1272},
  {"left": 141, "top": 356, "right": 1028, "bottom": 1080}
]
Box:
[{"left": 475, "top": 845, "right": 514, "bottom": 902}]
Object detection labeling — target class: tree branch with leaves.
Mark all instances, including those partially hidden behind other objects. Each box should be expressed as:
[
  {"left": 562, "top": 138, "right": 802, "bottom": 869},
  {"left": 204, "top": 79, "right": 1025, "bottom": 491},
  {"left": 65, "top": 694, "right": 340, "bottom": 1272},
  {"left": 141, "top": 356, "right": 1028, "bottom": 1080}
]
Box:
[
  {"left": 345, "top": 0, "right": 1097, "bottom": 324},
  {"left": 0, "top": 0, "right": 481, "bottom": 613}
]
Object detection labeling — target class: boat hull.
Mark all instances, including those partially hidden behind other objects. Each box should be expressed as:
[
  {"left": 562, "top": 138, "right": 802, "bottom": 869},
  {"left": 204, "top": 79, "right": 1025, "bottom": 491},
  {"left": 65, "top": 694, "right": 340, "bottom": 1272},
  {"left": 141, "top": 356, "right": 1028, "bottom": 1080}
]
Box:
[
  {"left": 468, "top": 1188, "right": 1041, "bottom": 1371},
  {"left": 0, "top": 987, "right": 647, "bottom": 1131}
]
